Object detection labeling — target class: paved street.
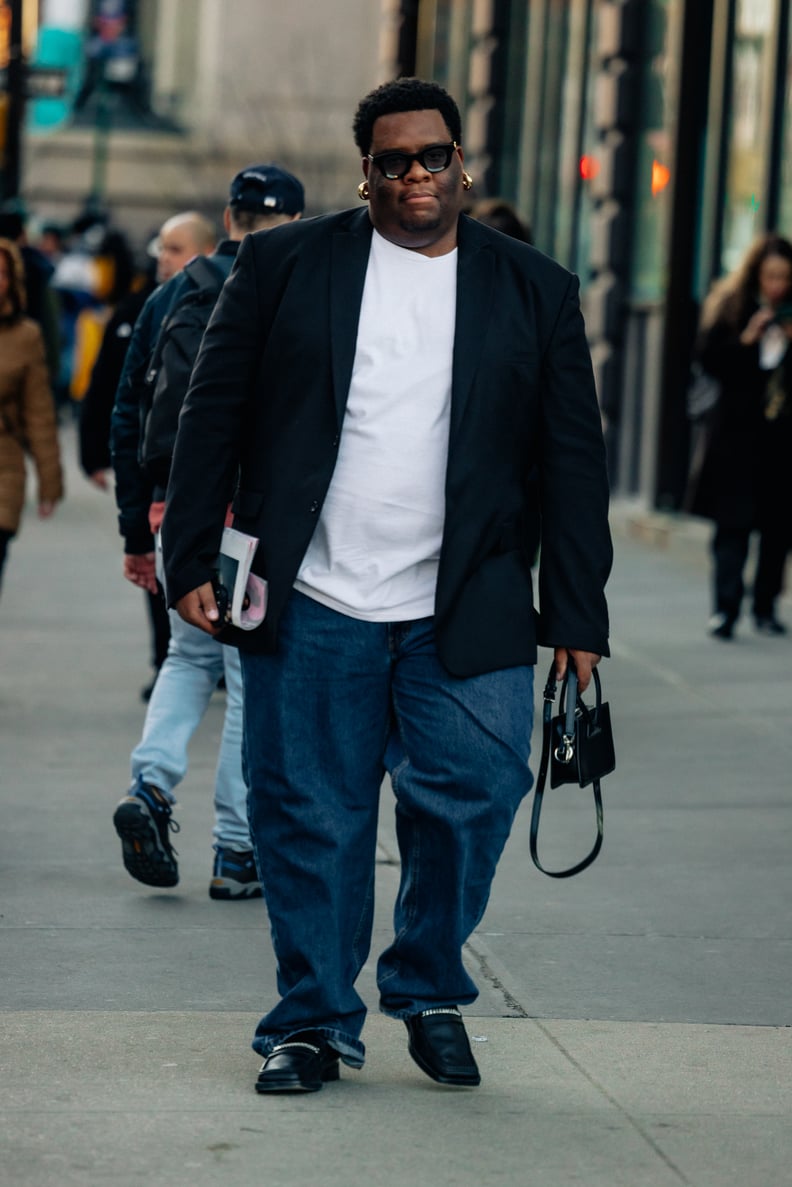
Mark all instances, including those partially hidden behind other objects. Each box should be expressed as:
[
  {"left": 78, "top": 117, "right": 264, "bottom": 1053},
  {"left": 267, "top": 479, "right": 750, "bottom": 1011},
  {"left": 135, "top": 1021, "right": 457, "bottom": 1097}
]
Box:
[{"left": 1, "top": 424, "right": 791, "bottom": 1186}]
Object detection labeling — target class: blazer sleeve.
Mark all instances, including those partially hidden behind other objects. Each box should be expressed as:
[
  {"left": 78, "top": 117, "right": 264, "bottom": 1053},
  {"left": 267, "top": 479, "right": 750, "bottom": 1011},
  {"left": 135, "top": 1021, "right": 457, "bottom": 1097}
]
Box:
[
  {"left": 162, "top": 234, "right": 266, "bottom": 604},
  {"left": 536, "top": 274, "right": 612, "bottom": 656}
]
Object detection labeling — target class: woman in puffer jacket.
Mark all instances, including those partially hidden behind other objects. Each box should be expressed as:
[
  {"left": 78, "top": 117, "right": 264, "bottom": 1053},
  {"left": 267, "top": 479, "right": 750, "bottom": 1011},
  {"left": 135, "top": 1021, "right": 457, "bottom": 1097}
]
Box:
[{"left": 0, "top": 237, "right": 63, "bottom": 589}]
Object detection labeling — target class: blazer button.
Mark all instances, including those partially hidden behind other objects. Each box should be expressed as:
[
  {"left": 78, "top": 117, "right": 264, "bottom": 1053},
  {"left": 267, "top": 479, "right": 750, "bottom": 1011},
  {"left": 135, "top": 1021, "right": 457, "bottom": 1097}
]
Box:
[
  {"left": 309, "top": 500, "right": 320, "bottom": 513},
  {"left": 332, "top": 434, "right": 340, "bottom": 448}
]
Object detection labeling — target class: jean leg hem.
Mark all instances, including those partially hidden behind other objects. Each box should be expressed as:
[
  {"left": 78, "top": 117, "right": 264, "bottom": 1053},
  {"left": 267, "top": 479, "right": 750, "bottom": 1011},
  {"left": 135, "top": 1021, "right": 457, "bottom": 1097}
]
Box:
[
  {"left": 252, "top": 1026, "right": 365, "bottom": 1069},
  {"left": 379, "top": 995, "right": 479, "bottom": 1021},
  {"left": 129, "top": 770, "right": 178, "bottom": 804}
]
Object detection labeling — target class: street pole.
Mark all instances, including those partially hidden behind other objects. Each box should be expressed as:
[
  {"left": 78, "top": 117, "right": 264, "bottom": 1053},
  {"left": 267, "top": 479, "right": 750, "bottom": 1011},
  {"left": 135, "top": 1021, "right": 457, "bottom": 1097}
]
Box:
[
  {"left": 2, "top": 0, "right": 24, "bottom": 202},
  {"left": 86, "top": 74, "right": 112, "bottom": 217}
]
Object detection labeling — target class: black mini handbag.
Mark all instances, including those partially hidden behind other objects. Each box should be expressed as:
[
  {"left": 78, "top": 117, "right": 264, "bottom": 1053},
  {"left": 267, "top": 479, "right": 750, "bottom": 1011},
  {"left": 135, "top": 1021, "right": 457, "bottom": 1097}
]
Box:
[{"left": 530, "top": 660, "right": 615, "bottom": 878}]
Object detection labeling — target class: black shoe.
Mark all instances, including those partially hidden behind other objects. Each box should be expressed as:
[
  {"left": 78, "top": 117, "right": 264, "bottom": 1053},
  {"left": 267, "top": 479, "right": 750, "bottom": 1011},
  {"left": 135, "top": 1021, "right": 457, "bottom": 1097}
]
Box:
[
  {"left": 754, "top": 616, "right": 787, "bottom": 636},
  {"left": 113, "top": 778, "right": 180, "bottom": 887},
  {"left": 405, "top": 1007, "right": 481, "bottom": 1086},
  {"left": 255, "top": 1033, "right": 340, "bottom": 1094},
  {"left": 209, "top": 847, "right": 262, "bottom": 900},
  {"left": 708, "top": 613, "right": 735, "bottom": 640}
]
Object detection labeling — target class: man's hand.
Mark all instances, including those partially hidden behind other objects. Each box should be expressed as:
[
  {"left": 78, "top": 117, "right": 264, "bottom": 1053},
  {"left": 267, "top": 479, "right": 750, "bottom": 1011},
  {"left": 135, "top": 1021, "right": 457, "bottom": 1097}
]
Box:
[
  {"left": 88, "top": 470, "right": 110, "bottom": 491},
  {"left": 739, "top": 308, "right": 775, "bottom": 345},
  {"left": 148, "top": 500, "right": 166, "bottom": 534},
  {"left": 176, "top": 583, "right": 223, "bottom": 635},
  {"left": 123, "top": 552, "right": 158, "bottom": 595},
  {"left": 554, "top": 647, "right": 601, "bottom": 693}
]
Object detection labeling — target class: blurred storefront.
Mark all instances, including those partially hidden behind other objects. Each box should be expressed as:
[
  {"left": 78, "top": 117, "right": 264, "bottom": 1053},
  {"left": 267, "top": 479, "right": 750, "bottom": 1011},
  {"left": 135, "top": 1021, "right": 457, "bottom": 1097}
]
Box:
[
  {"left": 409, "top": 0, "right": 792, "bottom": 508},
  {"left": 8, "top": 0, "right": 384, "bottom": 243},
  {"left": 7, "top": 0, "right": 792, "bottom": 509}
]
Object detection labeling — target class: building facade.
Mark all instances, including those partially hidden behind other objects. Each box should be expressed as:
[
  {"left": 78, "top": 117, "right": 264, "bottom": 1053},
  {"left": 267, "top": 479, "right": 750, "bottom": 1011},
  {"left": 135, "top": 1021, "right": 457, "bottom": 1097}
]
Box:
[
  {"left": 5, "top": 0, "right": 792, "bottom": 507},
  {"left": 10, "top": 0, "right": 387, "bottom": 234},
  {"left": 415, "top": 0, "right": 792, "bottom": 509}
]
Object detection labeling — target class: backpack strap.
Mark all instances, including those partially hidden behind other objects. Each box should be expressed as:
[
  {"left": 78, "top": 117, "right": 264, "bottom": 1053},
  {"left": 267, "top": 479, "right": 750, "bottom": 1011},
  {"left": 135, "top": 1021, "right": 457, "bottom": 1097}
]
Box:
[
  {"left": 142, "top": 256, "right": 231, "bottom": 404},
  {"left": 138, "top": 253, "right": 236, "bottom": 468},
  {"left": 182, "top": 253, "right": 233, "bottom": 295}
]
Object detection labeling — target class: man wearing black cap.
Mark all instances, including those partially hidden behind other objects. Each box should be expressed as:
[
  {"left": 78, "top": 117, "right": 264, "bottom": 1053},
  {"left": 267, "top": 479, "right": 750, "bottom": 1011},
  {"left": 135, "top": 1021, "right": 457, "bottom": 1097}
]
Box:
[
  {"left": 227, "top": 165, "right": 305, "bottom": 225},
  {"left": 110, "top": 164, "right": 305, "bottom": 901}
]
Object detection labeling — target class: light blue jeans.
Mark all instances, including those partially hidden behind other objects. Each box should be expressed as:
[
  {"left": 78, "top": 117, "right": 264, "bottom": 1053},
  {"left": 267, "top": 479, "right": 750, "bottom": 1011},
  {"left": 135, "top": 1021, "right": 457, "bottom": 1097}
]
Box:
[
  {"left": 241, "top": 590, "right": 534, "bottom": 1067},
  {"left": 131, "top": 605, "right": 250, "bottom": 851}
]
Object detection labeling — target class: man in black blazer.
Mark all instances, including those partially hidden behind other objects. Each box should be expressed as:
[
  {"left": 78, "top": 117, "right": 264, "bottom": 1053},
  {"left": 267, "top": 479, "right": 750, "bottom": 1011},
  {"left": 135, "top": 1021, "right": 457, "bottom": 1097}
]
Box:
[{"left": 163, "top": 78, "right": 611, "bottom": 1094}]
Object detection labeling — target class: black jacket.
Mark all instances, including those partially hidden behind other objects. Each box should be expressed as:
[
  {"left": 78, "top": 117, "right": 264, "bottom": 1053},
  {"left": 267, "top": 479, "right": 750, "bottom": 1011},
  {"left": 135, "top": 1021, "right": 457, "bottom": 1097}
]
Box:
[
  {"left": 79, "top": 280, "right": 155, "bottom": 477},
  {"left": 110, "top": 241, "right": 239, "bottom": 553},
  {"left": 687, "top": 307, "right": 792, "bottom": 529},
  {"left": 163, "top": 210, "right": 611, "bottom": 677}
]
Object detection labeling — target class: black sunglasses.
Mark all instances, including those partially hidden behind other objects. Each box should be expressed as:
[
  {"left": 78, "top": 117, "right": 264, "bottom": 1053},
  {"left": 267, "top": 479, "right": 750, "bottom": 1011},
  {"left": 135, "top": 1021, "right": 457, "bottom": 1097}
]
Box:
[{"left": 367, "top": 141, "right": 459, "bottom": 181}]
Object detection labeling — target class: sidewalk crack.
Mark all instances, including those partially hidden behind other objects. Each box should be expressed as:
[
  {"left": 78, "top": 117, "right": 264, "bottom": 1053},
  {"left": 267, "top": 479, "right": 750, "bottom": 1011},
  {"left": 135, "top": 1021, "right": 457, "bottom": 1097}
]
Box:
[
  {"left": 463, "top": 937, "right": 529, "bottom": 1017},
  {"left": 534, "top": 1020, "right": 692, "bottom": 1184}
]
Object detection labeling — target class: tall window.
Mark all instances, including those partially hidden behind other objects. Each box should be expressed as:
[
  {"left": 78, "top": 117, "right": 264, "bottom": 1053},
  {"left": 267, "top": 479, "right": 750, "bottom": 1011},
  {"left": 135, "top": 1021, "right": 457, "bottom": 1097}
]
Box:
[
  {"left": 721, "top": 0, "right": 777, "bottom": 271},
  {"left": 57, "top": 0, "right": 182, "bottom": 130},
  {"left": 572, "top": 4, "right": 601, "bottom": 281},
  {"left": 776, "top": 10, "right": 792, "bottom": 236},
  {"left": 629, "top": 0, "right": 674, "bottom": 302},
  {"left": 554, "top": 0, "right": 593, "bottom": 270}
]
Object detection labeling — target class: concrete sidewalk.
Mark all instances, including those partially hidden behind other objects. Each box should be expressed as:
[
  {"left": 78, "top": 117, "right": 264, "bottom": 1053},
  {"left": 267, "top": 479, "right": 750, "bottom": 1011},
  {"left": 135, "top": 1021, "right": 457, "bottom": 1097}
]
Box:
[{"left": 1, "top": 425, "right": 790, "bottom": 1186}]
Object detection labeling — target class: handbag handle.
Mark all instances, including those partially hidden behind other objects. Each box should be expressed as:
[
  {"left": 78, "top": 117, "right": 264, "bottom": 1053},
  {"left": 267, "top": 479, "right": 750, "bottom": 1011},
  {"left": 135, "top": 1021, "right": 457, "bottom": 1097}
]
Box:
[{"left": 529, "top": 661, "right": 604, "bottom": 878}]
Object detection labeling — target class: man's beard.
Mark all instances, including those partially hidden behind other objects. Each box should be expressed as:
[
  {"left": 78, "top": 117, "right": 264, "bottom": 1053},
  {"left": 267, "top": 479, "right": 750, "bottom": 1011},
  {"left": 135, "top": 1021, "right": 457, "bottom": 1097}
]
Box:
[{"left": 398, "top": 212, "right": 442, "bottom": 235}]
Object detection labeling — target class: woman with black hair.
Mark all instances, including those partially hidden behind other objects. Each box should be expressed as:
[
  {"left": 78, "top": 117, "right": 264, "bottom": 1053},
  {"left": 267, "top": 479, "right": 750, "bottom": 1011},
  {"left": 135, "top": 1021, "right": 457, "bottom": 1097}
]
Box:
[{"left": 688, "top": 232, "right": 792, "bottom": 638}]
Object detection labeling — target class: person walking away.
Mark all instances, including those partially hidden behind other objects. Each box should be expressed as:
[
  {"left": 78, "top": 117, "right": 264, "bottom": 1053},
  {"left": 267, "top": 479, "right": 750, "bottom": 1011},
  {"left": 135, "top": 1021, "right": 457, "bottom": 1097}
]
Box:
[
  {"left": 111, "top": 168, "right": 304, "bottom": 899},
  {"left": 162, "top": 79, "right": 611, "bottom": 1093},
  {"left": 80, "top": 213, "right": 217, "bottom": 700},
  {"left": 0, "top": 239, "right": 63, "bottom": 590},
  {"left": 687, "top": 233, "right": 792, "bottom": 638}
]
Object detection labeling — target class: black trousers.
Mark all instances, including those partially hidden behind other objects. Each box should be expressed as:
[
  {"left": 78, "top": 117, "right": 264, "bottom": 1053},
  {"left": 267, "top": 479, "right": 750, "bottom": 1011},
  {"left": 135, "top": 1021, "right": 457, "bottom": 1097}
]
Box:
[{"left": 712, "top": 522, "right": 789, "bottom": 620}]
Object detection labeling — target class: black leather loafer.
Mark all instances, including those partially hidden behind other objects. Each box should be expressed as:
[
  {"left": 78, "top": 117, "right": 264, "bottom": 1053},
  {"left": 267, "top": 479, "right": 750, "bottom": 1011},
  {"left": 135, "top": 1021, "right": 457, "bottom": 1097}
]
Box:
[
  {"left": 405, "top": 1007, "right": 481, "bottom": 1086},
  {"left": 255, "top": 1032, "right": 340, "bottom": 1094}
]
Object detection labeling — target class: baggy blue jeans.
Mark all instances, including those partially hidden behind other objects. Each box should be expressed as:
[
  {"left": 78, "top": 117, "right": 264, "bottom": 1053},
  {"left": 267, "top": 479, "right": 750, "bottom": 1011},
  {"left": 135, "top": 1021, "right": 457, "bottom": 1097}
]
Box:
[{"left": 240, "top": 590, "right": 534, "bottom": 1068}]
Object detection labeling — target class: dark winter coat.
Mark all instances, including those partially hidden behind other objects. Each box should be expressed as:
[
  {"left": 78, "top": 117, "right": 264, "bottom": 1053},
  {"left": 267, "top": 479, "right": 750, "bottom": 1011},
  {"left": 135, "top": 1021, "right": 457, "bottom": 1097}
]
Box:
[{"left": 686, "top": 306, "right": 792, "bottom": 530}]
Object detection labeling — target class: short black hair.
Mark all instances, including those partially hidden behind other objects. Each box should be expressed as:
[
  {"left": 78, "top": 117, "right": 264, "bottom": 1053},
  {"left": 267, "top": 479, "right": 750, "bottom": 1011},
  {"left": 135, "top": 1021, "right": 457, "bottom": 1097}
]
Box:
[{"left": 353, "top": 77, "right": 462, "bottom": 156}]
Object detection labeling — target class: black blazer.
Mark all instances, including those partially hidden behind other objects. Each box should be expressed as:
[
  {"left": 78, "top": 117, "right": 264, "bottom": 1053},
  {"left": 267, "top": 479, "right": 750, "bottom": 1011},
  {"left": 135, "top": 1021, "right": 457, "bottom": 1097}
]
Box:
[{"left": 163, "top": 209, "right": 611, "bottom": 677}]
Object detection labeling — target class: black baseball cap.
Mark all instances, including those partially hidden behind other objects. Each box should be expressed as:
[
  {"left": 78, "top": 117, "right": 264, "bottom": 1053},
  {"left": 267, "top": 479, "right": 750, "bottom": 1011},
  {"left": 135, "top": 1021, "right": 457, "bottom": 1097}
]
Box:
[{"left": 228, "top": 164, "right": 305, "bottom": 215}]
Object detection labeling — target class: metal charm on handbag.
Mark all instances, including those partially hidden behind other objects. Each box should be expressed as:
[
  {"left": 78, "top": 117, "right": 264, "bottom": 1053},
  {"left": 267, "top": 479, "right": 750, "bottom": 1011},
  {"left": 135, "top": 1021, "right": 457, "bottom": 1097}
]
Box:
[{"left": 530, "top": 660, "right": 615, "bottom": 878}]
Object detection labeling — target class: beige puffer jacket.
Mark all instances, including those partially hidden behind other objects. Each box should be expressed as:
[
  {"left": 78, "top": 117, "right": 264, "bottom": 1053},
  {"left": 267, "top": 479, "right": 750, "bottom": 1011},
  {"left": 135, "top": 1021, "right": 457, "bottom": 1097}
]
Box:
[{"left": 0, "top": 317, "right": 64, "bottom": 535}]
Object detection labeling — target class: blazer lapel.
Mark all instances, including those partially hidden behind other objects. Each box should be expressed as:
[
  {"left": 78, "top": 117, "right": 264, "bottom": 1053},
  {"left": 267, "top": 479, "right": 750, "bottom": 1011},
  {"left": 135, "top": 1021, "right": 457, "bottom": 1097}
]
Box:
[
  {"left": 330, "top": 211, "right": 373, "bottom": 429},
  {"left": 450, "top": 221, "right": 495, "bottom": 444}
]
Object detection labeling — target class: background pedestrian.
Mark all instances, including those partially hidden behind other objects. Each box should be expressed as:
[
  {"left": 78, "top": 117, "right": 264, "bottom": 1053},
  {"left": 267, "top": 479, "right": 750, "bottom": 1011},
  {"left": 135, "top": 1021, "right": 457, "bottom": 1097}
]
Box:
[
  {"left": 0, "top": 238, "right": 64, "bottom": 591},
  {"left": 687, "top": 232, "right": 792, "bottom": 638}
]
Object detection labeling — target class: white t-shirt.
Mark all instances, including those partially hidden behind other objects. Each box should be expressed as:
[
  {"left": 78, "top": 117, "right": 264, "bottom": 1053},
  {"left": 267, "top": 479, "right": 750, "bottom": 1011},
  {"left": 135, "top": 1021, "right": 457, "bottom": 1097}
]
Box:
[{"left": 295, "top": 230, "right": 457, "bottom": 620}]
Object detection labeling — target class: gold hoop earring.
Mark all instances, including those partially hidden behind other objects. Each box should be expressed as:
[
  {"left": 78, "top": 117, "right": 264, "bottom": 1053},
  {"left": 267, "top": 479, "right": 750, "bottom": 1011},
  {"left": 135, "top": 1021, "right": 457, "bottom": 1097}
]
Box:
[
  {"left": 462, "top": 172, "right": 474, "bottom": 192},
  {"left": 357, "top": 181, "right": 369, "bottom": 201}
]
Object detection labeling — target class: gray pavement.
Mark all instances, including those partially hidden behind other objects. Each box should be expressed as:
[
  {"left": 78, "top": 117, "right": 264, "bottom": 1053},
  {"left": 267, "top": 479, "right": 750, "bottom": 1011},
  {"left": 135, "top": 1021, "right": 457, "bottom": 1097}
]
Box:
[{"left": 1, "top": 424, "right": 790, "bottom": 1187}]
